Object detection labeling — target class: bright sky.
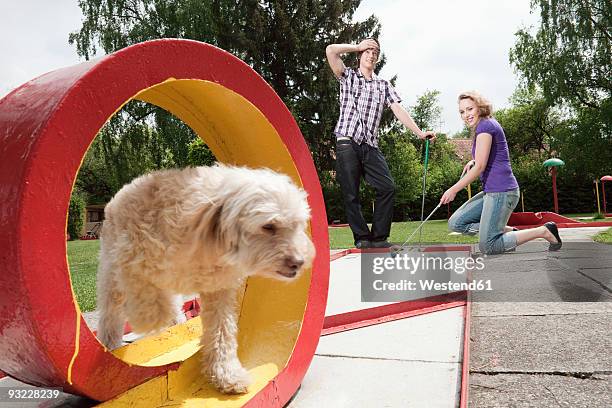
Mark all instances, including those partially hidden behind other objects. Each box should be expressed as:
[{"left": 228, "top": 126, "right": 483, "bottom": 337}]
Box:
[
  {"left": 355, "top": 0, "right": 539, "bottom": 134},
  {"left": 0, "top": 1, "right": 538, "bottom": 134}
]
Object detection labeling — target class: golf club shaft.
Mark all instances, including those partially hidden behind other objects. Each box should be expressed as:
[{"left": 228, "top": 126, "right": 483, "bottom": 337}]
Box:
[
  {"left": 419, "top": 138, "right": 431, "bottom": 248},
  {"left": 400, "top": 202, "right": 441, "bottom": 248},
  {"left": 396, "top": 162, "right": 470, "bottom": 252}
]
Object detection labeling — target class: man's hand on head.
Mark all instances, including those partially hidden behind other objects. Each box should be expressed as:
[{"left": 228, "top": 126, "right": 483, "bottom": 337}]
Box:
[{"left": 356, "top": 39, "right": 379, "bottom": 52}]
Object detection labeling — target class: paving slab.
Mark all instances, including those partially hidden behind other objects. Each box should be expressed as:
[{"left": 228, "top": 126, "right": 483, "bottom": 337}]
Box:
[
  {"left": 470, "top": 314, "right": 612, "bottom": 373},
  {"left": 556, "top": 257, "right": 612, "bottom": 270},
  {"left": 472, "top": 302, "right": 612, "bottom": 317},
  {"left": 289, "top": 355, "right": 461, "bottom": 408},
  {"left": 83, "top": 310, "right": 99, "bottom": 331},
  {"left": 317, "top": 307, "right": 464, "bottom": 363},
  {"left": 291, "top": 251, "right": 468, "bottom": 407},
  {"left": 580, "top": 268, "right": 612, "bottom": 291},
  {"left": 557, "top": 227, "right": 610, "bottom": 241},
  {"left": 470, "top": 373, "right": 612, "bottom": 408},
  {"left": 470, "top": 243, "right": 612, "bottom": 303},
  {"left": 468, "top": 240, "right": 612, "bottom": 407},
  {"left": 472, "top": 267, "right": 610, "bottom": 303},
  {"left": 326, "top": 252, "right": 390, "bottom": 316}
]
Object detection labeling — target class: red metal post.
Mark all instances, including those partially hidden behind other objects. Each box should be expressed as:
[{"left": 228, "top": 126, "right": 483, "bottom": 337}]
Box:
[
  {"left": 552, "top": 167, "right": 559, "bottom": 213},
  {"left": 603, "top": 180, "right": 607, "bottom": 215}
]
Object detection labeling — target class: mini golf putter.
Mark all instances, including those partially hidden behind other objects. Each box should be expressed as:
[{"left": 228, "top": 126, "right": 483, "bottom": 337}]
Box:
[
  {"left": 391, "top": 202, "right": 442, "bottom": 258},
  {"left": 391, "top": 160, "right": 475, "bottom": 258}
]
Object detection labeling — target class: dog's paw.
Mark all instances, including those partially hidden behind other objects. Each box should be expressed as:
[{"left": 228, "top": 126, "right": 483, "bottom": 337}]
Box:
[
  {"left": 98, "top": 335, "right": 123, "bottom": 350},
  {"left": 209, "top": 362, "right": 252, "bottom": 394}
]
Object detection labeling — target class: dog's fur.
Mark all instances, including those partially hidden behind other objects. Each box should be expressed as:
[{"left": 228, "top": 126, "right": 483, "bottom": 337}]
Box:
[{"left": 96, "top": 164, "right": 315, "bottom": 394}]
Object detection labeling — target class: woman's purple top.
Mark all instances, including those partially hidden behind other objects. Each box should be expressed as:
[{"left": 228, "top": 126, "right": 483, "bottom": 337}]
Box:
[{"left": 471, "top": 118, "right": 519, "bottom": 193}]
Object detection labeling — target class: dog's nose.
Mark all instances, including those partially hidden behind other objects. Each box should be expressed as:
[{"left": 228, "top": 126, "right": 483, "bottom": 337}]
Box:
[{"left": 285, "top": 256, "right": 304, "bottom": 271}]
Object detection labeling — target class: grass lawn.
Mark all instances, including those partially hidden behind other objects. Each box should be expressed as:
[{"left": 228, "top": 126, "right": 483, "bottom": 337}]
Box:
[
  {"left": 329, "top": 219, "right": 478, "bottom": 249},
  {"left": 66, "top": 221, "right": 473, "bottom": 310},
  {"left": 67, "top": 219, "right": 610, "bottom": 310},
  {"left": 593, "top": 228, "right": 612, "bottom": 244},
  {"left": 67, "top": 239, "right": 100, "bottom": 312}
]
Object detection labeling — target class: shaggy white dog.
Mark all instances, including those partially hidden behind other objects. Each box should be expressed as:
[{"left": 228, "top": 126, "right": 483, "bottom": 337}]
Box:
[{"left": 96, "top": 164, "right": 315, "bottom": 394}]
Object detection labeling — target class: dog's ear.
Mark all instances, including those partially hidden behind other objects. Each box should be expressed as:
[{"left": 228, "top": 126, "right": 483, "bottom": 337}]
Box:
[
  {"left": 184, "top": 202, "right": 226, "bottom": 255},
  {"left": 208, "top": 204, "right": 224, "bottom": 243}
]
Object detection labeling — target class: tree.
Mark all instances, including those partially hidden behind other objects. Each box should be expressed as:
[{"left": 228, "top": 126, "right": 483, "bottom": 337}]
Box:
[
  {"left": 379, "top": 90, "right": 461, "bottom": 220},
  {"left": 510, "top": 0, "right": 611, "bottom": 110},
  {"left": 410, "top": 90, "right": 442, "bottom": 131},
  {"left": 68, "top": 190, "right": 87, "bottom": 240},
  {"left": 69, "top": 0, "right": 386, "bottom": 176},
  {"left": 509, "top": 1, "right": 611, "bottom": 212},
  {"left": 494, "top": 87, "right": 560, "bottom": 157},
  {"left": 378, "top": 131, "right": 421, "bottom": 220},
  {"left": 450, "top": 126, "right": 470, "bottom": 139}
]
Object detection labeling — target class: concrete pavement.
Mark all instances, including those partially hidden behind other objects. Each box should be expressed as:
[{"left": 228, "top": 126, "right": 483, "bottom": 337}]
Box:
[{"left": 469, "top": 235, "right": 612, "bottom": 407}]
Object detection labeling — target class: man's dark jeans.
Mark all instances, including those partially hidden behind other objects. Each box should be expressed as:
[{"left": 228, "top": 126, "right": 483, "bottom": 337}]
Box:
[{"left": 335, "top": 139, "right": 395, "bottom": 245}]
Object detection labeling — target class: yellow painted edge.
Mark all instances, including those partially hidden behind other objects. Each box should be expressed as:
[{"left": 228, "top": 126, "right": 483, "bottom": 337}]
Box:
[{"left": 66, "top": 308, "right": 81, "bottom": 384}]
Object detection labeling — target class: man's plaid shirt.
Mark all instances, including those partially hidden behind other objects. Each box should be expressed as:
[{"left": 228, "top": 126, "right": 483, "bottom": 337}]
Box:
[{"left": 334, "top": 67, "right": 402, "bottom": 148}]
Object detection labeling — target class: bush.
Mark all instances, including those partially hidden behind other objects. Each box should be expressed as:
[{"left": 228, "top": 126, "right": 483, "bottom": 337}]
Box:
[
  {"left": 187, "top": 138, "right": 216, "bottom": 166},
  {"left": 320, "top": 169, "right": 345, "bottom": 224},
  {"left": 67, "top": 191, "right": 86, "bottom": 241}
]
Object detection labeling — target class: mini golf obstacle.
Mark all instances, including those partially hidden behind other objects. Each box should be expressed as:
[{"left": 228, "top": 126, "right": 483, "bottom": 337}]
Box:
[
  {"left": 0, "top": 39, "right": 474, "bottom": 407},
  {"left": 0, "top": 39, "right": 330, "bottom": 406},
  {"left": 509, "top": 211, "right": 612, "bottom": 229},
  {"left": 601, "top": 175, "right": 612, "bottom": 217},
  {"left": 508, "top": 161, "right": 612, "bottom": 229}
]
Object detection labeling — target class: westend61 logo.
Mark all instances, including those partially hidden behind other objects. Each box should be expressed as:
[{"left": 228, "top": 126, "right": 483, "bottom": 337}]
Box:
[{"left": 361, "top": 250, "right": 490, "bottom": 302}]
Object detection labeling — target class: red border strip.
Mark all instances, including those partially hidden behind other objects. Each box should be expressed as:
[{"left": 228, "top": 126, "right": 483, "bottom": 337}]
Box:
[
  {"left": 324, "top": 246, "right": 473, "bottom": 336},
  {"left": 459, "top": 290, "right": 472, "bottom": 408},
  {"left": 322, "top": 291, "right": 467, "bottom": 336},
  {"left": 514, "top": 221, "right": 612, "bottom": 229},
  {"left": 0, "top": 370, "right": 5, "bottom": 380}
]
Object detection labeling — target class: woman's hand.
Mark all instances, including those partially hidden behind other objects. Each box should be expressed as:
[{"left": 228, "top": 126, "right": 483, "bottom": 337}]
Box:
[
  {"left": 461, "top": 160, "right": 475, "bottom": 178},
  {"left": 440, "top": 187, "right": 458, "bottom": 205}
]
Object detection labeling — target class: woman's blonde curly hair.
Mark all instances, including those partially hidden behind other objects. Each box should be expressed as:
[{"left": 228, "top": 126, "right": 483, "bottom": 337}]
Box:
[{"left": 458, "top": 91, "right": 493, "bottom": 119}]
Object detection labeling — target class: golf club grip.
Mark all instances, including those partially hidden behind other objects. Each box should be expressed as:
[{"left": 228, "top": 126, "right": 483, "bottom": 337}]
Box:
[{"left": 424, "top": 138, "right": 430, "bottom": 169}]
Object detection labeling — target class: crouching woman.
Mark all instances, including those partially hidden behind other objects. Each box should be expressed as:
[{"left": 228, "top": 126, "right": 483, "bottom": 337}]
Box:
[{"left": 440, "top": 91, "right": 561, "bottom": 255}]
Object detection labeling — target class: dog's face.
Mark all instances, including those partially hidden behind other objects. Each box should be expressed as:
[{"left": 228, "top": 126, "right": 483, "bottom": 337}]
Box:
[{"left": 208, "top": 168, "right": 315, "bottom": 281}]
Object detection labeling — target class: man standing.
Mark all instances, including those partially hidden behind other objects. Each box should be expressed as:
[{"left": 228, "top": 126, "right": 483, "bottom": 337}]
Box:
[{"left": 326, "top": 38, "right": 435, "bottom": 249}]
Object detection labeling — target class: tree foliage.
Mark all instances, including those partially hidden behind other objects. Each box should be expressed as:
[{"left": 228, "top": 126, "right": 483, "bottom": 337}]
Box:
[
  {"left": 70, "top": 0, "right": 386, "bottom": 177},
  {"left": 410, "top": 90, "right": 442, "bottom": 131},
  {"left": 508, "top": 0, "right": 611, "bottom": 213},
  {"left": 75, "top": 101, "right": 198, "bottom": 203},
  {"left": 495, "top": 88, "right": 559, "bottom": 157},
  {"left": 68, "top": 191, "right": 87, "bottom": 240},
  {"left": 510, "top": 0, "right": 611, "bottom": 110}
]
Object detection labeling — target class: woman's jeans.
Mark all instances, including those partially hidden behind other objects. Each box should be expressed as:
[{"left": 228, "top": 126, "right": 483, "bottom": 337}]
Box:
[{"left": 448, "top": 188, "right": 520, "bottom": 255}]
